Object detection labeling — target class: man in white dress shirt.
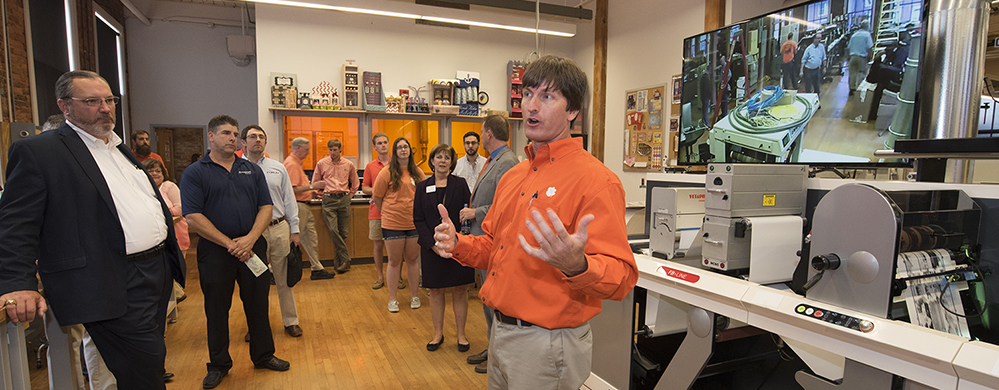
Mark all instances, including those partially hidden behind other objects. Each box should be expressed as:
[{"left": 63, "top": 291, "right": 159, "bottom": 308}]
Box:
[
  {"left": 241, "top": 125, "right": 304, "bottom": 338},
  {"left": 453, "top": 131, "right": 487, "bottom": 192}
]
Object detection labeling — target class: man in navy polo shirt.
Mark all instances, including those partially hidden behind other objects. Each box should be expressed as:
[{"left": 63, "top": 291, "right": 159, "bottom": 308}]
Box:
[{"left": 181, "top": 115, "right": 290, "bottom": 389}]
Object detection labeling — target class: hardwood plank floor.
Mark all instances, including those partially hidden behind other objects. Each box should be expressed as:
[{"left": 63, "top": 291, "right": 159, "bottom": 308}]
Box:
[{"left": 31, "top": 246, "right": 490, "bottom": 390}]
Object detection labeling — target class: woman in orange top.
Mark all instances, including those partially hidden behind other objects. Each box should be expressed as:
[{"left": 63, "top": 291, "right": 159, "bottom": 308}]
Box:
[{"left": 372, "top": 137, "right": 426, "bottom": 313}]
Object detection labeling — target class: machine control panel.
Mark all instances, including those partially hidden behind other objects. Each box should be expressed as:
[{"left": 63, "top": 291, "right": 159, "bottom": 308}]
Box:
[{"left": 795, "top": 304, "right": 874, "bottom": 333}]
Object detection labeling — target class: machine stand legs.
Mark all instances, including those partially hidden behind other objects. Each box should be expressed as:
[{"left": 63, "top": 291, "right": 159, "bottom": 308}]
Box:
[
  {"left": 796, "top": 358, "right": 893, "bottom": 390},
  {"left": 653, "top": 307, "right": 715, "bottom": 390}
]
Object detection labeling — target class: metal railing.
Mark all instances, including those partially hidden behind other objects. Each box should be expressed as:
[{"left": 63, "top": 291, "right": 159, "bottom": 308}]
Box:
[{"left": 1, "top": 304, "right": 81, "bottom": 390}]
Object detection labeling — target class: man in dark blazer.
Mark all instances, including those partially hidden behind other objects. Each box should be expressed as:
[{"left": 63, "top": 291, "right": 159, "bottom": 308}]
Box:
[
  {"left": 0, "top": 70, "right": 184, "bottom": 390},
  {"left": 457, "top": 114, "right": 520, "bottom": 373}
]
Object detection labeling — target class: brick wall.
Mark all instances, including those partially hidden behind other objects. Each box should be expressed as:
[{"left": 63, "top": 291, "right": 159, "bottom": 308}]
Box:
[
  {"left": 76, "top": 0, "right": 95, "bottom": 71},
  {"left": 0, "top": 0, "right": 32, "bottom": 123},
  {"left": 167, "top": 127, "right": 205, "bottom": 182}
]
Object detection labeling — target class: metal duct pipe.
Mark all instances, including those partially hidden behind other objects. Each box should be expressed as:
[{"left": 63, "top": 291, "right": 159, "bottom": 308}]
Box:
[
  {"left": 918, "top": 0, "right": 990, "bottom": 182},
  {"left": 886, "top": 33, "right": 921, "bottom": 150}
]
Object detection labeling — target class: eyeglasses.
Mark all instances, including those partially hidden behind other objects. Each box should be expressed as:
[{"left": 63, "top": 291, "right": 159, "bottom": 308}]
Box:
[
  {"left": 396, "top": 145, "right": 411, "bottom": 150},
  {"left": 246, "top": 134, "right": 266, "bottom": 140},
  {"left": 68, "top": 96, "right": 120, "bottom": 107}
]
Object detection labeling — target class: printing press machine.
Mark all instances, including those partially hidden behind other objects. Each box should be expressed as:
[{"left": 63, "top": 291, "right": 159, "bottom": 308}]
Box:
[{"left": 619, "top": 167, "right": 999, "bottom": 390}]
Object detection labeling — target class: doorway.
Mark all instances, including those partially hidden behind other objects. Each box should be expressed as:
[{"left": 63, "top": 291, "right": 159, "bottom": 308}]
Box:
[{"left": 154, "top": 126, "right": 205, "bottom": 182}]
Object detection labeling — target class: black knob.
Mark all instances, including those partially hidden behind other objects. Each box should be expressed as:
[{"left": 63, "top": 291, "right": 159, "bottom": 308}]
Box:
[{"left": 811, "top": 254, "right": 841, "bottom": 271}]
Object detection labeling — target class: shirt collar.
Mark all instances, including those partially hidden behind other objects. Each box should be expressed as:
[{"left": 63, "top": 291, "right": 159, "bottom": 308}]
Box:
[
  {"left": 488, "top": 144, "right": 508, "bottom": 156},
  {"left": 67, "top": 121, "right": 122, "bottom": 148},
  {"left": 524, "top": 137, "right": 583, "bottom": 164},
  {"left": 242, "top": 153, "right": 267, "bottom": 164}
]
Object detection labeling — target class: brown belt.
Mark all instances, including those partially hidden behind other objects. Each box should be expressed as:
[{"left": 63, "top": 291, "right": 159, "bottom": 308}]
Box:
[{"left": 494, "top": 310, "right": 534, "bottom": 327}]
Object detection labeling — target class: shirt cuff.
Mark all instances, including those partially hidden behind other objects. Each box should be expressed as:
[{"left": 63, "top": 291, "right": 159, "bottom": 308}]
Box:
[{"left": 563, "top": 256, "right": 597, "bottom": 287}]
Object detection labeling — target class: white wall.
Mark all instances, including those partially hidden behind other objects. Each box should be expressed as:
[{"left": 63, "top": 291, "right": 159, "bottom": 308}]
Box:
[
  {"left": 254, "top": 3, "right": 582, "bottom": 159},
  {"left": 126, "top": 17, "right": 257, "bottom": 145},
  {"left": 604, "top": 0, "right": 706, "bottom": 202}
]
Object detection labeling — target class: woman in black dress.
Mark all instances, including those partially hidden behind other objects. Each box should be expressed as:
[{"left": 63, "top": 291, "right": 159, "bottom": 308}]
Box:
[{"left": 413, "top": 143, "right": 473, "bottom": 352}]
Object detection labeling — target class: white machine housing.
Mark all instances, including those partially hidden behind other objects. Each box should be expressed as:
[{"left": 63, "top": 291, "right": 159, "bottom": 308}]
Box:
[{"left": 650, "top": 187, "right": 705, "bottom": 260}]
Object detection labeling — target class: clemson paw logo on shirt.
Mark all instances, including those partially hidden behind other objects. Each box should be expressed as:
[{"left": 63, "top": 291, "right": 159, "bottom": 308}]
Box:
[{"left": 546, "top": 187, "right": 556, "bottom": 197}]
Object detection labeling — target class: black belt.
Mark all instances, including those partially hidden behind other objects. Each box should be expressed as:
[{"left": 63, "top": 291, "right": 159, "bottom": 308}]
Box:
[
  {"left": 127, "top": 241, "right": 166, "bottom": 262},
  {"left": 495, "top": 310, "right": 534, "bottom": 327},
  {"left": 269, "top": 216, "right": 286, "bottom": 226},
  {"left": 297, "top": 201, "right": 311, "bottom": 205},
  {"left": 325, "top": 192, "right": 350, "bottom": 197}
]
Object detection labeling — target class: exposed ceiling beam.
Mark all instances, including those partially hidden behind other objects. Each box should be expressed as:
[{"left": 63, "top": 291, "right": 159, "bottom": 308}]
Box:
[{"left": 433, "top": 0, "right": 592, "bottom": 20}]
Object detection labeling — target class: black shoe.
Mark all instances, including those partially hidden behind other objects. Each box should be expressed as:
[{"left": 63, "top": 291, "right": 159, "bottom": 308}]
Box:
[
  {"left": 270, "top": 275, "right": 276, "bottom": 285},
  {"left": 311, "top": 269, "right": 336, "bottom": 280},
  {"left": 163, "top": 372, "right": 175, "bottom": 382},
  {"left": 467, "top": 348, "right": 488, "bottom": 365},
  {"left": 254, "top": 356, "right": 290, "bottom": 371},
  {"left": 335, "top": 268, "right": 350, "bottom": 274},
  {"left": 176, "top": 295, "right": 187, "bottom": 303},
  {"left": 244, "top": 332, "right": 250, "bottom": 342},
  {"left": 426, "top": 336, "right": 444, "bottom": 351},
  {"left": 458, "top": 342, "right": 470, "bottom": 352},
  {"left": 202, "top": 371, "right": 226, "bottom": 389}
]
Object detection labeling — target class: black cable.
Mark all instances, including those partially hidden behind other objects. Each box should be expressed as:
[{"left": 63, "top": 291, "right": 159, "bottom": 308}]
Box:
[
  {"left": 937, "top": 259, "right": 988, "bottom": 319},
  {"left": 245, "top": 3, "right": 255, "bottom": 24}
]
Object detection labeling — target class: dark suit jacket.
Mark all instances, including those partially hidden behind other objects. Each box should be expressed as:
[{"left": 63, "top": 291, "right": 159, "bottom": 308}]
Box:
[
  {"left": 413, "top": 174, "right": 470, "bottom": 250},
  {"left": 0, "top": 124, "right": 185, "bottom": 325},
  {"left": 468, "top": 146, "right": 519, "bottom": 236}
]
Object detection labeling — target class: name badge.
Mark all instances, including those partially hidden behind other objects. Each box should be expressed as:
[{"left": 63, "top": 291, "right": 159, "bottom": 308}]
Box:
[{"left": 426, "top": 185, "right": 437, "bottom": 193}]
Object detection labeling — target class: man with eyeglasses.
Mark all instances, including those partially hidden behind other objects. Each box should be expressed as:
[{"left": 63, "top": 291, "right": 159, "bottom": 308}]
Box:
[
  {"left": 311, "top": 138, "right": 358, "bottom": 274},
  {"left": 0, "top": 70, "right": 185, "bottom": 389},
  {"left": 453, "top": 131, "right": 487, "bottom": 193}
]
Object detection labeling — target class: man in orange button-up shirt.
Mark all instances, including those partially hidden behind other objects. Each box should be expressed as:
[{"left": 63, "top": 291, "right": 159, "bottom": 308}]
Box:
[
  {"left": 284, "top": 137, "right": 336, "bottom": 280},
  {"left": 432, "top": 55, "right": 638, "bottom": 390},
  {"left": 311, "top": 139, "right": 359, "bottom": 274}
]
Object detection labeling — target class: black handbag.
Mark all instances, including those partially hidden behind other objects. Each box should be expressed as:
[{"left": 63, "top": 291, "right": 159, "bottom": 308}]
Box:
[{"left": 287, "top": 243, "right": 303, "bottom": 287}]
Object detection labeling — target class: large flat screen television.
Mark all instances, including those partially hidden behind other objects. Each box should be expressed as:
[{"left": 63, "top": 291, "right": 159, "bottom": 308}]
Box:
[{"left": 678, "top": 0, "right": 926, "bottom": 166}]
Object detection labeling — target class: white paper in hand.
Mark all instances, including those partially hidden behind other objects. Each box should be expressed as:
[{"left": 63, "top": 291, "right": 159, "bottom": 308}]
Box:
[{"left": 245, "top": 254, "right": 268, "bottom": 277}]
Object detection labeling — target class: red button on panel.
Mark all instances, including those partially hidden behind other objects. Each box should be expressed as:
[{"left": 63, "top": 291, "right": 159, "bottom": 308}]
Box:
[{"left": 814, "top": 310, "right": 823, "bottom": 317}]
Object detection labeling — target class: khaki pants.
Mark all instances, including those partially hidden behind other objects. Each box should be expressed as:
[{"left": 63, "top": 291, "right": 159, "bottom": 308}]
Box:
[
  {"left": 262, "top": 220, "right": 299, "bottom": 327},
  {"left": 488, "top": 319, "right": 592, "bottom": 390},
  {"left": 296, "top": 202, "right": 323, "bottom": 271},
  {"left": 321, "top": 193, "right": 351, "bottom": 272}
]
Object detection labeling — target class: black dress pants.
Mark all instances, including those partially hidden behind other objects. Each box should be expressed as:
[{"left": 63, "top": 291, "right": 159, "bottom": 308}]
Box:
[
  {"left": 198, "top": 236, "right": 274, "bottom": 372},
  {"left": 84, "top": 251, "right": 172, "bottom": 390}
]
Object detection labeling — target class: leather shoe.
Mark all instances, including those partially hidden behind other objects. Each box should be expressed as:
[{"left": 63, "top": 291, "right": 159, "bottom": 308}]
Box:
[
  {"left": 163, "top": 372, "right": 175, "bottom": 382},
  {"left": 467, "top": 348, "right": 488, "bottom": 365},
  {"left": 426, "top": 335, "right": 444, "bottom": 351},
  {"left": 244, "top": 332, "right": 250, "bottom": 342},
  {"left": 254, "top": 356, "right": 290, "bottom": 371},
  {"left": 311, "top": 269, "right": 335, "bottom": 280},
  {"left": 474, "top": 360, "right": 487, "bottom": 374},
  {"left": 202, "top": 370, "right": 226, "bottom": 389},
  {"left": 285, "top": 325, "right": 303, "bottom": 337},
  {"left": 458, "top": 341, "right": 470, "bottom": 352}
]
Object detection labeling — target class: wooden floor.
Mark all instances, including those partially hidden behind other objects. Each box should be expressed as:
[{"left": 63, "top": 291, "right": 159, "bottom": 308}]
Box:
[{"left": 31, "top": 247, "right": 490, "bottom": 390}]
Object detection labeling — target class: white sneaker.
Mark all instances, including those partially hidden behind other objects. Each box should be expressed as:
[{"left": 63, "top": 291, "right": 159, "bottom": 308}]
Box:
[
  {"left": 388, "top": 300, "right": 399, "bottom": 313},
  {"left": 410, "top": 297, "right": 421, "bottom": 309}
]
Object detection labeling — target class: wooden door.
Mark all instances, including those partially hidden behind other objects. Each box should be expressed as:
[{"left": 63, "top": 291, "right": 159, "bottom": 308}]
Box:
[{"left": 155, "top": 128, "right": 174, "bottom": 174}]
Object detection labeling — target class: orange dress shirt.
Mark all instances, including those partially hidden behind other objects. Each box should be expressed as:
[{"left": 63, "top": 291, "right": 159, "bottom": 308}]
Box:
[
  {"left": 451, "top": 137, "right": 638, "bottom": 329},
  {"left": 283, "top": 154, "right": 314, "bottom": 202},
  {"left": 312, "top": 156, "right": 358, "bottom": 196},
  {"left": 363, "top": 159, "right": 387, "bottom": 219}
]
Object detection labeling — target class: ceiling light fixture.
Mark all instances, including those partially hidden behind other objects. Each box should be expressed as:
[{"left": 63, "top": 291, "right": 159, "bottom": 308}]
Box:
[{"left": 247, "top": 0, "right": 575, "bottom": 37}]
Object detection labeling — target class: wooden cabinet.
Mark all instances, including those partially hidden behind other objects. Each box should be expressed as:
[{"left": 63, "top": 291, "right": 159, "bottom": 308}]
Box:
[
  {"left": 350, "top": 204, "right": 375, "bottom": 258},
  {"left": 309, "top": 202, "right": 378, "bottom": 262}
]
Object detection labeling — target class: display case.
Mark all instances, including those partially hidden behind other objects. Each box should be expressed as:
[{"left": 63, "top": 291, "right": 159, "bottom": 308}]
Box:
[
  {"left": 282, "top": 114, "right": 361, "bottom": 170},
  {"left": 508, "top": 61, "right": 525, "bottom": 118}
]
